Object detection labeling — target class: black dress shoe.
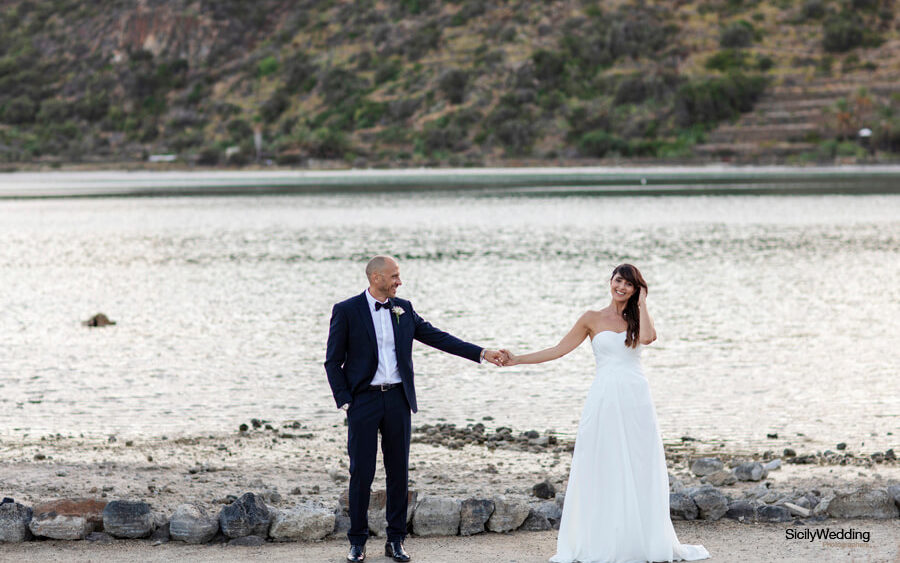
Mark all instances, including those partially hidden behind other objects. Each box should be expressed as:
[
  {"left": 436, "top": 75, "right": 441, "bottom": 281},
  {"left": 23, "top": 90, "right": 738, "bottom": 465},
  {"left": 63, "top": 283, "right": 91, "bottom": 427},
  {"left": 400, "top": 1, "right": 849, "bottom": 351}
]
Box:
[
  {"left": 347, "top": 544, "right": 366, "bottom": 562},
  {"left": 385, "top": 541, "right": 411, "bottom": 562}
]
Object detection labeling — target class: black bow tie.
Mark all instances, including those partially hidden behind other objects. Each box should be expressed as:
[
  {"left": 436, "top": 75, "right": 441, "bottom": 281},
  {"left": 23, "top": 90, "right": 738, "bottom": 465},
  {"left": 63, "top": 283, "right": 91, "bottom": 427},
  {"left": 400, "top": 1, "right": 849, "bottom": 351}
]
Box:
[{"left": 375, "top": 301, "right": 392, "bottom": 311}]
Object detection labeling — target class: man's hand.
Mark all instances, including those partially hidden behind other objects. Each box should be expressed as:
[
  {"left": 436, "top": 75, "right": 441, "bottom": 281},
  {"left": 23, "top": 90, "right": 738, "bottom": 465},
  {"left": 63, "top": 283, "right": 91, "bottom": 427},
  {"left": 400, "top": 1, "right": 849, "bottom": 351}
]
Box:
[
  {"left": 498, "top": 349, "right": 517, "bottom": 367},
  {"left": 482, "top": 349, "right": 505, "bottom": 366}
]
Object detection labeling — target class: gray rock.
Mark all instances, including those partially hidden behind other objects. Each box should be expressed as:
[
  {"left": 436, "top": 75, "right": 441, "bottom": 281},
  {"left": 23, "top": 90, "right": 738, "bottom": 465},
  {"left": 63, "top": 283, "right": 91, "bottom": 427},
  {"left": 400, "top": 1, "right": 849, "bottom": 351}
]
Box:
[
  {"left": 763, "top": 459, "right": 782, "bottom": 471},
  {"left": 532, "top": 480, "right": 556, "bottom": 499},
  {"left": 827, "top": 488, "right": 900, "bottom": 519},
  {"left": 103, "top": 500, "right": 153, "bottom": 539},
  {"left": 411, "top": 497, "right": 461, "bottom": 537},
  {"left": 520, "top": 508, "right": 551, "bottom": 531},
  {"left": 269, "top": 503, "right": 335, "bottom": 542},
  {"left": 332, "top": 514, "right": 350, "bottom": 537},
  {"left": 690, "top": 457, "right": 724, "bottom": 477},
  {"left": 812, "top": 494, "right": 834, "bottom": 517},
  {"left": 366, "top": 490, "right": 417, "bottom": 537},
  {"left": 459, "top": 499, "right": 494, "bottom": 536},
  {"left": 734, "top": 462, "right": 768, "bottom": 482},
  {"left": 887, "top": 484, "right": 900, "bottom": 509},
  {"left": 170, "top": 503, "right": 219, "bottom": 544},
  {"left": 690, "top": 486, "right": 728, "bottom": 521},
  {"left": 669, "top": 493, "right": 698, "bottom": 521},
  {"left": 219, "top": 493, "right": 272, "bottom": 538},
  {"left": 85, "top": 532, "right": 115, "bottom": 542},
  {"left": 555, "top": 493, "right": 565, "bottom": 511},
  {"left": 227, "top": 534, "right": 266, "bottom": 547},
  {"left": 758, "top": 505, "right": 792, "bottom": 522},
  {"left": 725, "top": 500, "right": 757, "bottom": 523},
  {"left": 703, "top": 470, "right": 737, "bottom": 487},
  {"left": 533, "top": 500, "right": 562, "bottom": 530},
  {"left": 783, "top": 502, "right": 810, "bottom": 518},
  {"left": 486, "top": 496, "right": 530, "bottom": 532},
  {"left": 0, "top": 500, "right": 33, "bottom": 542}
]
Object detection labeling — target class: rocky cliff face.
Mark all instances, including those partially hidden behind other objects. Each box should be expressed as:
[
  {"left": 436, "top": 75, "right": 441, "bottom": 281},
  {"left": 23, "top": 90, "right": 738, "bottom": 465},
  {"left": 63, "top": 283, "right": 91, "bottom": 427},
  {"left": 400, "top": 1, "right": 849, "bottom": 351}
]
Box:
[{"left": 1, "top": 0, "right": 898, "bottom": 168}]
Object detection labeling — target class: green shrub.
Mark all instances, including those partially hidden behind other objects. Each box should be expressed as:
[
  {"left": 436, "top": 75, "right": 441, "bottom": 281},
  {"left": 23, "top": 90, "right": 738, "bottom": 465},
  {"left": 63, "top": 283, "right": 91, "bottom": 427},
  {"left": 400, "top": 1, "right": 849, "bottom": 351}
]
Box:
[
  {"left": 227, "top": 118, "right": 254, "bottom": 141},
  {"left": 1, "top": 96, "right": 37, "bottom": 124},
  {"left": 319, "top": 67, "right": 369, "bottom": 101},
  {"left": 76, "top": 90, "right": 110, "bottom": 121},
  {"left": 353, "top": 99, "right": 387, "bottom": 128},
  {"left": 305, "top": 127, "right": 349, "bottom": 158},
  {"left": 37, "top": 98, "right": 71, "bottom": 123},
  {"left": 800, "top": 0, "right": 826, "bottom": 20},
  {"left": 674, "top": 73, "right": 768, "bottom": 128},
  {"left": 705, "top": 49, "right": 750, "bottom": 72},
  {"left": 284, "top": 53, "right": 318, "bottom": 91},
  {"left": 437, "top": 69, "right": 468, "bottom": 104},
  {"left": 578, "top": 130, "right": 625, "bottom": 157},
  {"left": 258, "top": 56, "right": 280, "bottom": 77},
  {"left": 823, "top": 13, "right": 867, "bottom": 52},
  {"left": 260, "top": 89, "right": 291, "bottom": 123},
  {"left": 532, "top": 50, "right": 568, "bottom": 87},
  {"left": 374, "top": 58, "right": 403, "bottom": 84},
  {"left": 719, "top": 21, "right": 754, "bottom": 48}
]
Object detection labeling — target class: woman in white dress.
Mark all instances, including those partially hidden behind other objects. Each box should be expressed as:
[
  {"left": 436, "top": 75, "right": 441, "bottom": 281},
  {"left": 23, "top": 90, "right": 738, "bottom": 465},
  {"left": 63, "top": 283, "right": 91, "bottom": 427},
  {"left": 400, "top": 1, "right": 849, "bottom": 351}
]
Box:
[{"left": 502, "top": 264, "right": 709, "bottom": 563}]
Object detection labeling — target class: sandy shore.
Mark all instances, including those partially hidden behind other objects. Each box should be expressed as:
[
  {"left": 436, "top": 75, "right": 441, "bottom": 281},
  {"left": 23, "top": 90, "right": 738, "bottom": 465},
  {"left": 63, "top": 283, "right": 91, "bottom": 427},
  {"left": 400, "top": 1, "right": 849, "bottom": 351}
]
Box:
[
  {"left": 1, "top": 422, "right": 898, "bottom": 562},
  {"left": 2, "top": 521, "right": 899, "bottom": 562}
]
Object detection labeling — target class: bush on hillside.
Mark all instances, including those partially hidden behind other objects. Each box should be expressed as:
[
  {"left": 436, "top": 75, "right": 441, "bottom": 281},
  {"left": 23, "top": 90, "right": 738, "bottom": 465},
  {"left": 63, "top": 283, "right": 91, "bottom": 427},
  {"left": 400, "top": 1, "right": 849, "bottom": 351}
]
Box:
[
  {"left": 674, "top": 73, "right": 768, "bottom": 128},
  {"left": 438, "top": 69, "right": 469, "bottom": 104},
  {"left": 719, "top": 21, "right": 755, "bottom": 48}
]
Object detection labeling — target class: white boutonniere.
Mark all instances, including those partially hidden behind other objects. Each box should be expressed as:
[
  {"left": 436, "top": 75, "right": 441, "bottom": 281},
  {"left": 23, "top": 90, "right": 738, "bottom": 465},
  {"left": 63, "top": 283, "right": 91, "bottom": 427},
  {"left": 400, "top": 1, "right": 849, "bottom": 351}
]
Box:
[{"left": 391, "top": 306, "right": 405, "bottom": 323}]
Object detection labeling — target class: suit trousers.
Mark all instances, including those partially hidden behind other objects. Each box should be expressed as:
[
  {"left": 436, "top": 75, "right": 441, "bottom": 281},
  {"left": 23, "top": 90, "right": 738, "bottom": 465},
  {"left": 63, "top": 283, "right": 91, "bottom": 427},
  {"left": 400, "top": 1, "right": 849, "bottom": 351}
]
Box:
[{"left": 346, "top": 385, "right": 411, "bottom": 546}]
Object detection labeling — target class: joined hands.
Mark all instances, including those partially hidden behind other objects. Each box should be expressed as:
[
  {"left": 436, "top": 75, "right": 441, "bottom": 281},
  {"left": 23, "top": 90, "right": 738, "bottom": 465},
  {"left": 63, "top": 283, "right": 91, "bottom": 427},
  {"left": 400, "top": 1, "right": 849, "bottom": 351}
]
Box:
[{"left": 484, "top": 349, "right": 516, "bottom": 367}]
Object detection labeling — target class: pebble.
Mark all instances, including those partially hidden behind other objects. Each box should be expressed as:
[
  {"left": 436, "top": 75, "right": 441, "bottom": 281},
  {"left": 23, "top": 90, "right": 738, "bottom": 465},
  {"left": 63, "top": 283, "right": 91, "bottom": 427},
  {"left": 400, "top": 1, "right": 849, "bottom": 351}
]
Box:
[{"left": 734, "top": 462, "right": 768, "bottom": 482}]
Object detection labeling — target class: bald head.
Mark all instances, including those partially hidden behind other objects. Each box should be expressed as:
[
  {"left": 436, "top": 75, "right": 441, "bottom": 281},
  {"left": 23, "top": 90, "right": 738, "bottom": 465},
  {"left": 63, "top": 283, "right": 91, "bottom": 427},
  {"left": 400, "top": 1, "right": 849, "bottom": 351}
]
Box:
[
  {"left": 366, "top": 255, "right": 401, "bottom": 301},
  {"left": 366, "top": 255, "right": 397, "bottom": 280}
]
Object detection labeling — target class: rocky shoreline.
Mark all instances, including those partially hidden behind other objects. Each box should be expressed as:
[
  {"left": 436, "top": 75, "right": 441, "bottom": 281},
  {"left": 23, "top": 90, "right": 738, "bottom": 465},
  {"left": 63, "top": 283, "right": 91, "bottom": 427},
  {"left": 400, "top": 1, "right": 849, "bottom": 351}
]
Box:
[{"left": 1, "top": 421, "right": 898, "bottom": 547}]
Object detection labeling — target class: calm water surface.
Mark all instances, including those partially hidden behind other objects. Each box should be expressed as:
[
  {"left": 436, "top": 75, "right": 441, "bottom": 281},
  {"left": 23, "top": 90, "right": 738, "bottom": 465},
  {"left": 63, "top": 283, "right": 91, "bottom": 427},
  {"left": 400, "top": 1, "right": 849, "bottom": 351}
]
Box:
[{"left": 1, "top": 191, "right": 898, "bottom": 452}]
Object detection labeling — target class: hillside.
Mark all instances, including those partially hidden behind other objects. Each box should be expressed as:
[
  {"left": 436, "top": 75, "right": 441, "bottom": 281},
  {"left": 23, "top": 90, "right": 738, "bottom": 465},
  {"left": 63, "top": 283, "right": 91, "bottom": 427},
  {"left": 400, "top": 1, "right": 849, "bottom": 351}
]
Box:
[{"left": 1, "top": 0, "right": 899, "bottom": 169}]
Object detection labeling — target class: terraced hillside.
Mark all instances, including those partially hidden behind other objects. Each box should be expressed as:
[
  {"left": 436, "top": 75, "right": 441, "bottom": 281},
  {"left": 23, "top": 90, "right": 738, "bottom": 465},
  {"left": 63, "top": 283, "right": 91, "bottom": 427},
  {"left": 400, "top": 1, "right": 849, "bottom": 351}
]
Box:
[{"left": 0, "top": 0, "right": 898, "bottom": 168}]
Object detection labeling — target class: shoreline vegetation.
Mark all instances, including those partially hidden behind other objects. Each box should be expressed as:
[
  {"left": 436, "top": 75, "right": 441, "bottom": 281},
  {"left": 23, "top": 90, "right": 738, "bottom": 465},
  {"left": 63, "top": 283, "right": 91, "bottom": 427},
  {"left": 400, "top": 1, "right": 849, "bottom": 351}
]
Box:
[
  {"left": 2, "top": 166, "right": 900, "bottom": 198},
  {"left": 1, "top": 419, "right": 897, "bottom": 548}
]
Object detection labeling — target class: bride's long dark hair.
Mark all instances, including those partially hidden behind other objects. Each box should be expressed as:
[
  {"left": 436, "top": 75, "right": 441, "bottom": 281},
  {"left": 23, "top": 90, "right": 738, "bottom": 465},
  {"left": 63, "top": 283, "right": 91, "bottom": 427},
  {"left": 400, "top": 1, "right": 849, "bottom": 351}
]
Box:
[{"left": 611, "top": 264, "right": 648, "bottom": 348}]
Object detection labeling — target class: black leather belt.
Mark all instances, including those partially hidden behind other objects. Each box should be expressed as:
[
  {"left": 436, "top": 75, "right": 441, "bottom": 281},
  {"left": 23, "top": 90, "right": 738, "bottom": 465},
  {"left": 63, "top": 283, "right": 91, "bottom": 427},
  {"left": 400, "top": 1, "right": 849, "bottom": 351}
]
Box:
[{"left": 368, "top": 382, "right": 401, "bottom": 392}]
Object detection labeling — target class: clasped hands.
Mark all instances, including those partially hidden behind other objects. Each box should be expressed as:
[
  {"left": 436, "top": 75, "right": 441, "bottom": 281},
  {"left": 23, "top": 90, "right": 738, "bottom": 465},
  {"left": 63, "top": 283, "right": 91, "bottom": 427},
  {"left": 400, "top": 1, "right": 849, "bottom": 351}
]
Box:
[{"left": 482, "top": 349, "right": 517, "bottom": 367}]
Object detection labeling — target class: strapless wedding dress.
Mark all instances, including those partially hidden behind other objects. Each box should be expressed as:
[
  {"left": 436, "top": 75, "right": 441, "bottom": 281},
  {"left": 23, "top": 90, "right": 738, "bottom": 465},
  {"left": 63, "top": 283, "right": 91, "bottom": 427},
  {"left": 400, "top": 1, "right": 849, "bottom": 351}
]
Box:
[{"left": 550, "top": 331, "right": 709, "bottom": 563}]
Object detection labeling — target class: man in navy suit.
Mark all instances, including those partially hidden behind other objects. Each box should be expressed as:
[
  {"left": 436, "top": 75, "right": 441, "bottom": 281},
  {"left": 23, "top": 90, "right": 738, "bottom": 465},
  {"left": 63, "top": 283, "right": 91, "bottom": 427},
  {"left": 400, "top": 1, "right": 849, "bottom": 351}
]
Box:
[{"left": 326, "top": 255, "right": 504, "bottom": 562}]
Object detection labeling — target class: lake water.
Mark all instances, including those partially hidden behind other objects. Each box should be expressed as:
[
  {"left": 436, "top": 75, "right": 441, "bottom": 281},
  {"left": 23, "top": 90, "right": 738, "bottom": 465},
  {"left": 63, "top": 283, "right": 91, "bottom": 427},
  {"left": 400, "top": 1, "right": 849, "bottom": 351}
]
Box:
[{"left": 1, "top": 189, "right": 898, "bottom": 453}]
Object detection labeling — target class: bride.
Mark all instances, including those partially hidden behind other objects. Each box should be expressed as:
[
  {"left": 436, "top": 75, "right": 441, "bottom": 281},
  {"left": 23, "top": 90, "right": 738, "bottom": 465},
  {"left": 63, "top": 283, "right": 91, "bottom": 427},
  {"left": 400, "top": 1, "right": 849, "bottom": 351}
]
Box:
[{"left": 501, "top": 264, "right": 709, "bottom": 563}]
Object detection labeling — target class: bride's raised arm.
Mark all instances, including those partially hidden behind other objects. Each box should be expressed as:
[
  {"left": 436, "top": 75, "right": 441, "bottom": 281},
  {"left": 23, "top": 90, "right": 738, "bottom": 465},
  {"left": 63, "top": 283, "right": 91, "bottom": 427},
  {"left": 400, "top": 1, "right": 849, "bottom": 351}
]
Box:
[{"left": 501, "top": 313, "right": 591, "bottom": 366}]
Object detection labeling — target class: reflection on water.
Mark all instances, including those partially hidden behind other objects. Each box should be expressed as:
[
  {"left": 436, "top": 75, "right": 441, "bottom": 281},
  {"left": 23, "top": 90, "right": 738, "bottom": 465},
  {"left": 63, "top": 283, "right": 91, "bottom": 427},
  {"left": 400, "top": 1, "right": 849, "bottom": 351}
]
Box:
[{"left": 0, "top": 192, "right": 898, "bottom": 452}]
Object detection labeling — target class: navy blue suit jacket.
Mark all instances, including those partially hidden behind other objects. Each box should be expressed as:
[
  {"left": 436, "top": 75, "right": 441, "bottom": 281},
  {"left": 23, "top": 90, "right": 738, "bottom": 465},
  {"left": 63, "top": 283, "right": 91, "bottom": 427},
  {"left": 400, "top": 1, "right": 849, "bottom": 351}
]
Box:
[{"left": 325, "top": 291, "right": 482, "bottom": 413}]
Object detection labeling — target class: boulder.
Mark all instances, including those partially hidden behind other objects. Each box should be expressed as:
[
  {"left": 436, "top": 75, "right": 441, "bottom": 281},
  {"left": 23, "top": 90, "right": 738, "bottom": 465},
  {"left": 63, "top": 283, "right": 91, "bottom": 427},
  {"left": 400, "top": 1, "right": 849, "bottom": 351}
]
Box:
[
  {"left": 219, "top": 493, "right": 273, "bottom": 538},
  {"left": 690, "top": 458, "right": 724, "bottom": 477},
  {"left": 532, "top": 500, "right": 562, "bottom": 530},
  {"left": 725, "top": 500, "right": 756, "bottom": 523},
  {"left": 690, "top": 486, "right": 728, "bottom": 521},
  {"left": 103, "top": 500, "right": 153, "bottom": 539},
  {"left": 29, "top": 498, "right": 106, "bottom": 540},
  {"left": 411, "top": 497, "right": 461, "bottom": 537},
  {"left": 366, "top": 490, "right": 417, "bottom": 537},
  {"left": 459, "top": 499, "right": 494, "bottom": 536},
  {"left": 669, "top": 493, "right": 698, "bottom": 521},
  {"left": 0, "top": 499, "right": 33, "bottom": 542},
  {"left": 532, "top": 480, "right": 556, "bottom": 499},
  {"left": 827, "top": 488, "right": 899, "bottom": 519},
  {"left": 886, "top": 484, "right": 900, "bottom": 509},
  {"left": 520, "top": 508, "right": 551, "bottom": 531},
  {"left": 268, "top": 503, "right": 335, "bottom": 542},
  {"left": 703, "top": 470, "right": 737, "bottom": 487},
  {"left": 763, "top": 459, "right": 782, "bottom": 472},
  {"left": 734, "top": 462, "right": 768, "bottom": 482},
  {"left": 757, "top": 505, "right": 792, "bottom": 522},
  {"left": 169, "top": 503, "right": 219, "bottom": 544},
  {"left": 486, "top": 496, "right": 530, "bottom": 533}
]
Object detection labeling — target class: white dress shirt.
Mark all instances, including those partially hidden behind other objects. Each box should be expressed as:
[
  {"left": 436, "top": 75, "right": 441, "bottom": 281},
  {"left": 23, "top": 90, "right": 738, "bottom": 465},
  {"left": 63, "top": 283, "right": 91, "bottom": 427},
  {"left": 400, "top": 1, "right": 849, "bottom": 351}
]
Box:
[{"left": 365, "top": 289, "right": 402, "bottom": 385}]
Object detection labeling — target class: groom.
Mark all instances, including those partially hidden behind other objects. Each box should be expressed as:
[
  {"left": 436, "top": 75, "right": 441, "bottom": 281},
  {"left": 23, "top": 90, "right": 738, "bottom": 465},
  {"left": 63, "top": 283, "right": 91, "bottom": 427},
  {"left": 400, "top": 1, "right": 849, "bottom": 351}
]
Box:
[{"left": 325, "top": 256, "right": 504, "bottom": 562}]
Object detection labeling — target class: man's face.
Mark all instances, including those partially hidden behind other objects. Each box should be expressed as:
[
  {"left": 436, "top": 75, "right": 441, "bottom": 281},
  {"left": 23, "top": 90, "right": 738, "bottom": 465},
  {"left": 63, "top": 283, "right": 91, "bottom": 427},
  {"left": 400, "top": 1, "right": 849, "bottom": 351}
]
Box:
[{"left": 376, "top": 260, "right": 402, "bottom": 298}]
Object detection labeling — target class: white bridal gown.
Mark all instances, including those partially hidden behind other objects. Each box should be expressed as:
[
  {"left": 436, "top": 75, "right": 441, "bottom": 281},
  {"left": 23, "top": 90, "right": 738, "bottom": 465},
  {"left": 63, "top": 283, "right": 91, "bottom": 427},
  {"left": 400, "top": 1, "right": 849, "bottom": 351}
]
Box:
[{"left": 550, "top": 331, "right": 709, "bottom": 563}]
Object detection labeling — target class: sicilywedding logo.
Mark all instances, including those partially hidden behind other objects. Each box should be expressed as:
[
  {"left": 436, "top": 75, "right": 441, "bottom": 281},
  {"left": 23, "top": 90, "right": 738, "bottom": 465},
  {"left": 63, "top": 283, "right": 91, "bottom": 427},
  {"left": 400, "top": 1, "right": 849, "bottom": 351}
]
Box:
[{"left": 785, "top": 527, "right": 871, "bottom": 543}]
